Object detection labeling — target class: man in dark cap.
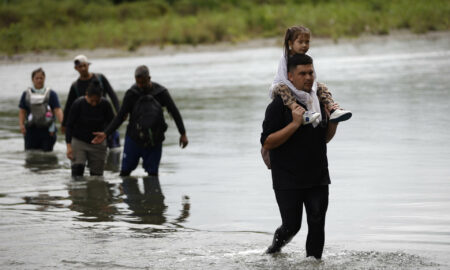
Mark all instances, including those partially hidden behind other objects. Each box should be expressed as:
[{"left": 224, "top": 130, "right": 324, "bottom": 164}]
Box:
[
  {"left": 92, "top": 65, "right": 188, "bottom": 177},
  {"left": 260, "top": 54, "right": 339, "bottom": 259}
]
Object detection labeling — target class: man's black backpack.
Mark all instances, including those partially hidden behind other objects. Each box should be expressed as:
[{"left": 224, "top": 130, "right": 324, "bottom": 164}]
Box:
[{"left": 129, "top": 89, "right": 168, "bottom": 148}]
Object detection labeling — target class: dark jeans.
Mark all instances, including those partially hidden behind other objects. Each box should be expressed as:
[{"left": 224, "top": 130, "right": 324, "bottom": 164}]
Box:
[
  {"left": 274, "top": 185, "right": 329, "bottom": 258},
  {"left": 24, "top": 127, "right": 56, "bottom": 152},
  {"left": 120, "top": 135, "right": 162, "bottom": 176},
  {"left": 107, "top": 130, "right": 121, "bottom": 148}
]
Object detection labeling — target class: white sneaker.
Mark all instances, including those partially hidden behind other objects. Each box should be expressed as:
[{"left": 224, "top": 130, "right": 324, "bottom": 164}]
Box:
[
  {"left": 330, "top": 109, "right": 352, "bottom": 123},
  {"left": 303, "top": 111, "right": 321, "bottom": 125}
]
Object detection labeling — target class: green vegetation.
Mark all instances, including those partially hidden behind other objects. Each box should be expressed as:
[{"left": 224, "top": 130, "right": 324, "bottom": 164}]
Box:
[{"left": 1, "top": 0, "right": 449, "bottom": 55}]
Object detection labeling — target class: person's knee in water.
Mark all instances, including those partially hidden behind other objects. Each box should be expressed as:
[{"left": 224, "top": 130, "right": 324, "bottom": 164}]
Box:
[{"left": 71, "top": 164, "right": 85, "bottom": 177}]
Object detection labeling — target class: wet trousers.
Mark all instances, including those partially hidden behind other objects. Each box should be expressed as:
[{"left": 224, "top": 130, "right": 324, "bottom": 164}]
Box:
[
  {"left": 24, "top": 127, "right": 56, "bottom": 152},
  {"left": 120, "top": 135, "right": 162, "bottom": 176},
  {"left": 273, "top": 185, "right": 329, "bottom": 258},
  {"left": 71, "top": 137, "right": 107, "bottom": 176}
]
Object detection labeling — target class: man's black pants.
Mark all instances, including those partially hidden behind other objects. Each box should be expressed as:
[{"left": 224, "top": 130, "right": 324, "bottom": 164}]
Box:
[{"left": 274, "top": 185, "right": 329, "bottom": 258}]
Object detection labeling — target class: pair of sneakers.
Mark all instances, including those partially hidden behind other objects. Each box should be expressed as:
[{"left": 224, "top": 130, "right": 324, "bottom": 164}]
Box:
[{"left": 303, "top": 108, "right": 352, "bottom": 125}]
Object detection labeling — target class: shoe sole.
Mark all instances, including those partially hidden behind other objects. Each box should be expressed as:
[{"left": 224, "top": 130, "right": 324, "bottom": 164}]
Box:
[{"left": 330, "top": 112, "right": 352, "bottom": 123}]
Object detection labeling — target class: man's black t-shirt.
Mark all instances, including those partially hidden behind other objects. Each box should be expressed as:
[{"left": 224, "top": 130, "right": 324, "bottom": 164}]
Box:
[
  {"left": 65, "top": 97, "right": 114, "bottom": 144},
  {"left": 261, "top": 96, "right": 331, "bottom": 190}
]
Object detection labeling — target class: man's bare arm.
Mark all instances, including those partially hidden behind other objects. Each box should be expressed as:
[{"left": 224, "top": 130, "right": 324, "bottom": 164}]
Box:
[
  {"left": 326, "top": 122, "right": 338, "bottom": 143},
  {"left": 263, "top": 106, "right": 304, "bottom": 150}
]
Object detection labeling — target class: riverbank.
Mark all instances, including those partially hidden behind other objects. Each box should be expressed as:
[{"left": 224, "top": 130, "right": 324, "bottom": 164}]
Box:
[
  {"left": 1, "top": 0, "right": 448, "bottom": 57},
  {"left": 1, "top": 30, "right": 448, "bottom": 65}
]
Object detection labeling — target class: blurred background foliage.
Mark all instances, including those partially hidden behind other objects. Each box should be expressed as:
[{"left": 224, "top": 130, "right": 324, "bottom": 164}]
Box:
[{"left": 0, "top": 0, "right": 449, "bottom": 55}]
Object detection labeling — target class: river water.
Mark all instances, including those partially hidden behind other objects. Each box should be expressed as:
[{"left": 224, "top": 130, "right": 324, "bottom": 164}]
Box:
[{"left": 0, "top": 33, "right": 449, "bottom": 269}]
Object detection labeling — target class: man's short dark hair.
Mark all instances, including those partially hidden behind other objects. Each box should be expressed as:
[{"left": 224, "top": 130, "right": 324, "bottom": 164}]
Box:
[
  {"left": 287, "top": 54, "right": 313, "bottom": 73},
  {"left": 86, "top": 81, "right": 102, "bottom": 97},
  {"left": 135, "top": 65, "right": 150, "bottom": 78}
]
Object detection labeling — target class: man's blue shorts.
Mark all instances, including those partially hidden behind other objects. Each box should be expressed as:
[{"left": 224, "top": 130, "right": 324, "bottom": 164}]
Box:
[{"left": 121, "top": 135, "right": 162, "bottom": 175}]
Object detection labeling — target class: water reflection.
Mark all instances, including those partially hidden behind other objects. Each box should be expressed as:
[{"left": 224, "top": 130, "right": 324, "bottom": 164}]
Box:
[
  {"left": 24, "top": 151, "right": 60, "bottom": 172},
  {"left": 23, "top": 192, "right": 66, "bottom": 211},
  {"left": 68, "top": 178, "right": 119, "bottom": 222},
  {"left": 122, "top": 176, "right": 191, "bottom": 226},
  {"left": 175, "top": 195, "right": 190, "bottom": 224},
  {"left": 64, "top": 176, "right": 191, "bottom": 225},
  {"left": 122, "top": 176, "right": 167, "bottom": 225}
]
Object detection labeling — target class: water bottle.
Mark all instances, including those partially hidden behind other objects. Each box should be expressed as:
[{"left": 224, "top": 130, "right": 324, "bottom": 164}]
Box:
[{"left": 46, "top": 105, "right": 56, "bottom": 133}]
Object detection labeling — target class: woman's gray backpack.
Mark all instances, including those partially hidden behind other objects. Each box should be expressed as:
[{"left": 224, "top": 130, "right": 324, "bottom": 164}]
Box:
[
  {"left": 129, "top": 89, "right": 167, "bottom": 147},
  {"left": 25, "top": 87, "right": 54, "bottom": 128}
]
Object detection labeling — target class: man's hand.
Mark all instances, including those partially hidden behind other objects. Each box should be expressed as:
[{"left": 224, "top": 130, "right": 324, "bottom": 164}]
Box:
[
  {"left": 20, "top": 124, "right": 26, "bottom": 135},
  {"left": 179, "top": 134, "right": 188, "bottom": 148},
  {"left": 263, "top": 107, "right": 304, "bottom": 150},
  {"left": 91, "top": 132, "right": 107, "bottom": 144},
  {"left": 324, "top": 103, "right": 340, "bottom": 118},
  {"left": 61, "top": 126, "right": 66, "bottom": 134},
  {"left": 291, "top": 106, "right": 305, "bottom": 127},
  {"left": 66, "top": 144, "right": 73, "bottom": 160}
]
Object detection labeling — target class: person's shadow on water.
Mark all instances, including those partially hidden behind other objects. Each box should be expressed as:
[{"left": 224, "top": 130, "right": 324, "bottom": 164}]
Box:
[
  {"left": 68, "top": 177, "right": 118, "bottom": 222},
  {"left": 121, "top": 176, "right": 167, "bottom": 225},
  {"left": 23, "top": 192, "right": 65, "bottom": 211},
  {"left": 121, "top": 176, "right": 190, "bottom": 225},
  {"left": 24, "top": 151, "right": 60, "bottom": 172}
]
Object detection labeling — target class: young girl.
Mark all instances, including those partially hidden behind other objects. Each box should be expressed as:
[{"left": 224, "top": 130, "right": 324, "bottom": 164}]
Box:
[{"left": 270, "top": 25, "right": 352, "bottom": 125}]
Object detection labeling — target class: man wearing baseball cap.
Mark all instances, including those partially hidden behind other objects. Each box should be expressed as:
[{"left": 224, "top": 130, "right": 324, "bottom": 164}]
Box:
[{"left": 63, "top": 55, "right": 121, "bottom": 148}]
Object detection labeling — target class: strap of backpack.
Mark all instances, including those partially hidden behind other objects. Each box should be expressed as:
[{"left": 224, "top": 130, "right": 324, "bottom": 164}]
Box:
[
  {"left": 73, "top": 73, "right": 103, "bottom": 98},
  {"left": 43, "top": 87, "right": 51, "bottom": 100},
  {"left": 72, "top": 81, "right": 80, "bottom": 98},
  {"left": 25, "top": 87, "right": 32, "bottom": 108},
  {"left": 43, "top": 87, "right": 52, "bottom": 107},
  {"left": 94, "top": 73, "right": 104, "bottom": 90}
]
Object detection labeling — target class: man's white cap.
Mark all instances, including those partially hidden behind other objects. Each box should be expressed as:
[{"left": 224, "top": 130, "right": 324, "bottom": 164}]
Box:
[{"left": 74, "top": 55, "right": 90, "bottom": 66}]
